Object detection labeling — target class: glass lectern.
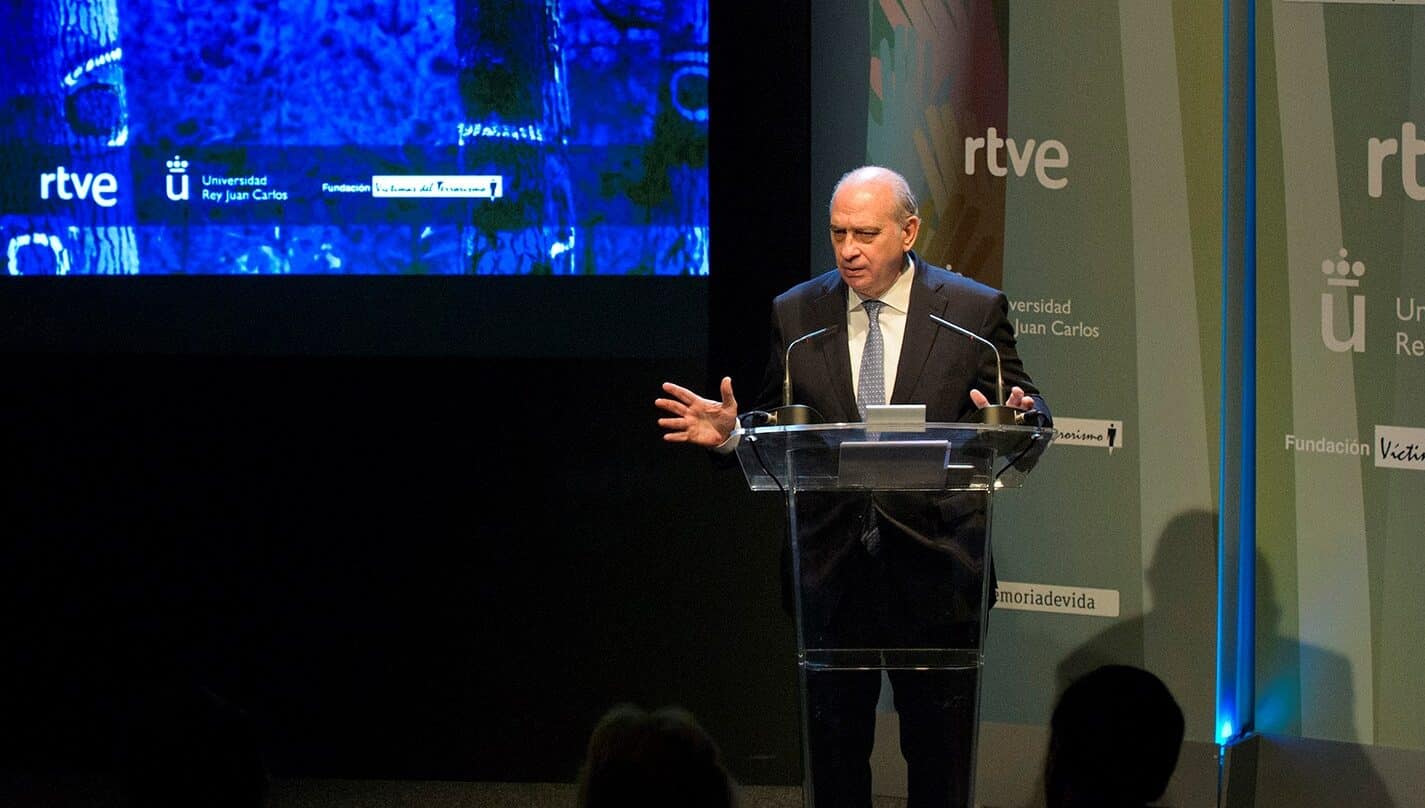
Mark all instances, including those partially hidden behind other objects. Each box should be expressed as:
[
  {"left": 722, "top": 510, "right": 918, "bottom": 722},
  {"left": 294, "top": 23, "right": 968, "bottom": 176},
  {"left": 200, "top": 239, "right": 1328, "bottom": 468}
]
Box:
[{"left": 735, "top": 421, "right": 1054, "bottom": 808}]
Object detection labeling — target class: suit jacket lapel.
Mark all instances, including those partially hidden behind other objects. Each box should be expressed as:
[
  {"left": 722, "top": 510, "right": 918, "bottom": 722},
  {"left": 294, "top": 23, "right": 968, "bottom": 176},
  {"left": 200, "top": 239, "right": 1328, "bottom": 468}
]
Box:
[
  {"left": 809, "top": 280, "right": 858, "bottom": 421},
  {"left": 891, "top": 255, "right": 949, "bottom": 404}
]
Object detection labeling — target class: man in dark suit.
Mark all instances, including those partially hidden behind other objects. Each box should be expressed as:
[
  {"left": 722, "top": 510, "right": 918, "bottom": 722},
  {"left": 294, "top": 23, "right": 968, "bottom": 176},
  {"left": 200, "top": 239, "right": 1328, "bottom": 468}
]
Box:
[{"left": 656, "top": 165, "right": 1049, "bottom": 808}]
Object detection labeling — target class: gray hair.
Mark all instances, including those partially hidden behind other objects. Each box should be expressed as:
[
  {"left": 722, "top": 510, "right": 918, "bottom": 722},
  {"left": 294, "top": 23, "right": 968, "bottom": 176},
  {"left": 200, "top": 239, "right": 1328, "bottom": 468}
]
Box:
[{"left": 830, "top": 165, "right": 918, "bottom": 224}]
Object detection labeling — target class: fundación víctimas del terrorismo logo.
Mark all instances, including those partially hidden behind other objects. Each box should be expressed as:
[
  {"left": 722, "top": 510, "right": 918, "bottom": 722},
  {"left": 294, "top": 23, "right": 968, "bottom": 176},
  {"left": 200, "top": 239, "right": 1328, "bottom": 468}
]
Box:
[{"left": 1047, "top": 417, "right": 1123, "bottom": 455}]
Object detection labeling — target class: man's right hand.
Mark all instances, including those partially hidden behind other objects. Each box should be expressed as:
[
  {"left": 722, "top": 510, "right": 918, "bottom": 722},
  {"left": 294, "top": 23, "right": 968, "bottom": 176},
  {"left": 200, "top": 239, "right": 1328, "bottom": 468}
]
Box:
[{"left": 655, "top": 376, "right": 739, "bottom": 448}]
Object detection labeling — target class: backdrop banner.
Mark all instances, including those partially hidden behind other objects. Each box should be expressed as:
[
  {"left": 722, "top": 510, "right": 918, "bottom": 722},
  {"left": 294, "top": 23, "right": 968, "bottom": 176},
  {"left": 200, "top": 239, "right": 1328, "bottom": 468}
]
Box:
[
  {"left": 856, "top": 0, "right": 1223, "bottom": 752},
  {"left": 1257, "top": 0, "right": 1425, "bottom": 750},
  {"left": 819, "top": 1, "right": 1425, "bottom": 802}
]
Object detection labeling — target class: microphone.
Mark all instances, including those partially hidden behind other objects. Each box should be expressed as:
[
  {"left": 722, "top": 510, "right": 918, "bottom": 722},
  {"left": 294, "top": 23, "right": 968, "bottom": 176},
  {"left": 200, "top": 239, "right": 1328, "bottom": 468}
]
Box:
[
  {"left": 769, "top": 324, "right": 839, "bottom": 425},
  {"left": 928, "top": 312, "right": 1021, "bottom": 426}
]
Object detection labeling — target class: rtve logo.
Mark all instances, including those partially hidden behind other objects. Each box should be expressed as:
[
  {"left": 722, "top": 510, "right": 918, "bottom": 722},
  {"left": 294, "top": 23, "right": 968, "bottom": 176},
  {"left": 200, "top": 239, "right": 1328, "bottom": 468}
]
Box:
[
  {"left": 964, "top": 127, "right": 1069, "bottom": 190},
  {"left": 39, "top": 165, "right": 118, "bottom": 208},
  {"left": 1367, "top": 123, "right": 1425, "bottom": 200}
]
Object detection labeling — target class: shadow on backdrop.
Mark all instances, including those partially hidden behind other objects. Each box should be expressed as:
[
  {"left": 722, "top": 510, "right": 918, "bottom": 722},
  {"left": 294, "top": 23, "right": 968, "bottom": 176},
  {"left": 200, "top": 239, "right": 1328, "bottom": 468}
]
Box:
[
  {"left": 1056, "top": 510, "right": 1217, "bottom": 728},
  {"left": 1251, "top": 550, "right": 1393, "bottom": 806},
  {"left": 1050, "top": 510, "right": 1393, "bottom": 806},
  {"left": 1033, "top": 509, "right": 1216, "bottom": 808}
]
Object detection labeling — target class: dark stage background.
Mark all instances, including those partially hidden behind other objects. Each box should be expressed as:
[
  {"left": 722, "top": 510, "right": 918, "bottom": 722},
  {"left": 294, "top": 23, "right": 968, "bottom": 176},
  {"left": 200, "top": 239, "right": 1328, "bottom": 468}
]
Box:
[{"left": 1, "top": 0, "right": 814, "bottom": 788}]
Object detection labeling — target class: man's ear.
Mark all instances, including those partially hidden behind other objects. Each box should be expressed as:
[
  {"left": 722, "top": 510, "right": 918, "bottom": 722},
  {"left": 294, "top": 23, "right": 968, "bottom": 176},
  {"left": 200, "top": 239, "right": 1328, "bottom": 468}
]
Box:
[{"left": 901, "top": 215, "right": 921, "bottom": 251}]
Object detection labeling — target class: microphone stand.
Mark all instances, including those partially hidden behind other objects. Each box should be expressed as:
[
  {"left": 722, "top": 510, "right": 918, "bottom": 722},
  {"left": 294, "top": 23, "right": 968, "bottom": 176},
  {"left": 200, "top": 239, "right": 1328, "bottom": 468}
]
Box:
[
  {"left": 928, "top": 313, "right": 1022, "bottom": 426},
  {"left": 768, "top": 325, "right": 837, "bottom": 425}
]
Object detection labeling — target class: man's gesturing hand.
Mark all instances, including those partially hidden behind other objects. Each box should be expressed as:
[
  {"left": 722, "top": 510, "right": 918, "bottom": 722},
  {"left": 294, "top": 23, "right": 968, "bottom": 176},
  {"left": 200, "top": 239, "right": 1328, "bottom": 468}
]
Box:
[{"left": 656, "top": 376, "right": 740, "bottom": 448}]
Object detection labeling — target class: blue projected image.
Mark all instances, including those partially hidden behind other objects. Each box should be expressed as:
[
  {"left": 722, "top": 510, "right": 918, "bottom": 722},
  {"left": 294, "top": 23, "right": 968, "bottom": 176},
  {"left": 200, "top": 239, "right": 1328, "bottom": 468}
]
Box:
[{"left": 0, "top": 0, "right": 709, "bottom": 275}]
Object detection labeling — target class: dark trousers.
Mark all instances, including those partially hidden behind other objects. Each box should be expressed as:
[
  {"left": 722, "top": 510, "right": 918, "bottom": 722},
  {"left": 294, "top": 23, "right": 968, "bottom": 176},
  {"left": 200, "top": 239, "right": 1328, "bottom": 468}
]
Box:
[
  {"left": 796, "top": 502, "right": 987, "bottom": 808},
  {"left": 805, "top": 667, "right": 978, "bottom": 808}
]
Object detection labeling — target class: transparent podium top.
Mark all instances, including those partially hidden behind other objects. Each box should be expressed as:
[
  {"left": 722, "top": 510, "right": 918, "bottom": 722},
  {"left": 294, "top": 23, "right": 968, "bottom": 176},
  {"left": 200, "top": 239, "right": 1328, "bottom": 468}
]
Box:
[{"left": 734, "top": 421, "right": 1054, "bottom": 492}]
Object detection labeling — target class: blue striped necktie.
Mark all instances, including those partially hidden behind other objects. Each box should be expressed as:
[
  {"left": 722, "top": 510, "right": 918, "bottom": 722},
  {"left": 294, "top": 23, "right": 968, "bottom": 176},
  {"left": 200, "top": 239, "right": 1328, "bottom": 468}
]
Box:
[
  {"left": 857, "top": 299, "right": 886, "bottom": 419},
  {"left": 857, "top": 300, "right": 887, "bottom": 554}
]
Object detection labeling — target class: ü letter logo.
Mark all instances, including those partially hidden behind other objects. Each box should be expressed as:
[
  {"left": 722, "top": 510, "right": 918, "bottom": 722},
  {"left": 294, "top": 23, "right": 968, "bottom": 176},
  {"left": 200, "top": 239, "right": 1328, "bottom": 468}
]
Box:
[
  {"left": 166, "top": 155, "right": 189, "bottom": 201},
  {"left": 1321, "top": 248, "right": 1365, "bottom": 353}
]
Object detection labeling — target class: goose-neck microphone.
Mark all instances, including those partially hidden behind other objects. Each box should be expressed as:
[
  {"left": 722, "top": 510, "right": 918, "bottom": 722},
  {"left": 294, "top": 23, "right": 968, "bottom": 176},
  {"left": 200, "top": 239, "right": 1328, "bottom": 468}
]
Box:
[
  {"left": 928, "top": 313, "right": 1020, "bottom": 426},
  {"left": 769, "top": 324, "right": 839, "bottom": 425}
]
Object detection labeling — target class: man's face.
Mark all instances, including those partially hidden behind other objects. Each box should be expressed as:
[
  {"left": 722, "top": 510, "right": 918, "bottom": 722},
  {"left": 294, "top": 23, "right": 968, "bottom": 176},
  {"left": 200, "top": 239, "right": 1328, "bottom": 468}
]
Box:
[{"left": 829, "top": 179, "right": 919, "bottom": 300}]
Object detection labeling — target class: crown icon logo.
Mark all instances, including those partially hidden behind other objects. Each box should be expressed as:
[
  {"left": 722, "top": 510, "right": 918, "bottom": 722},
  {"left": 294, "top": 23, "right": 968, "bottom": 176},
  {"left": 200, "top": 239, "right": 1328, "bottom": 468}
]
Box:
[
  {"left": 1321, "top": 248, "right": 1365, "bottom": 288},
  {"left": 166, "top": 155, "right": 189, "bottom": 174}
]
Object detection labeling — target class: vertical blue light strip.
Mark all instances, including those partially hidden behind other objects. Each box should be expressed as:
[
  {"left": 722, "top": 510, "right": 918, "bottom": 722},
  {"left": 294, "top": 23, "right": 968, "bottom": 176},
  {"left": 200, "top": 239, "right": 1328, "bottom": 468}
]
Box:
[
  {"left": 1217, "top": 0, "right": 1257, "bottom": 749},
  {"left": 1237, "top": 0, "right": 1258, "bottom": 742},
  {"left": 1216, "top": 0, "right": 1236, "bottom": 746}
]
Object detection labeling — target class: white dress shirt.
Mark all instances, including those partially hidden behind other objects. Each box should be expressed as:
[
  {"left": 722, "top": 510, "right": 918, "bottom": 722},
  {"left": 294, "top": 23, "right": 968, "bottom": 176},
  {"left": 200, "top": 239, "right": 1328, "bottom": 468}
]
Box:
[{"left": 847, "top": 255, "right": 915, "bottom": 402}]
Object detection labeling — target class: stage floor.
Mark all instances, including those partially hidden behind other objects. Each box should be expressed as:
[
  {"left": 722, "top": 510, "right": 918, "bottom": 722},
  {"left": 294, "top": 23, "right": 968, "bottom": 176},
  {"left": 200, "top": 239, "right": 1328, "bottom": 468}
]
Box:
[{"left": 0, "top": 774, "right": 914, "bottom": 808}]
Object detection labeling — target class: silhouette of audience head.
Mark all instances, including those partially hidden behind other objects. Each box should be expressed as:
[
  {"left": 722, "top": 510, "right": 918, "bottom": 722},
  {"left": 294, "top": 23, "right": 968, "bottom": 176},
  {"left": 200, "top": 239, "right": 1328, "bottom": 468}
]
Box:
[
  {"left": 576, "top": 703, "right": 738, "bottom": 808},
  {"left": 1044, "top": 664, "right": 1184, "bottom": 808},
  {"left": 117, "top": 682, "right": 270, "bottom": 808}
]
